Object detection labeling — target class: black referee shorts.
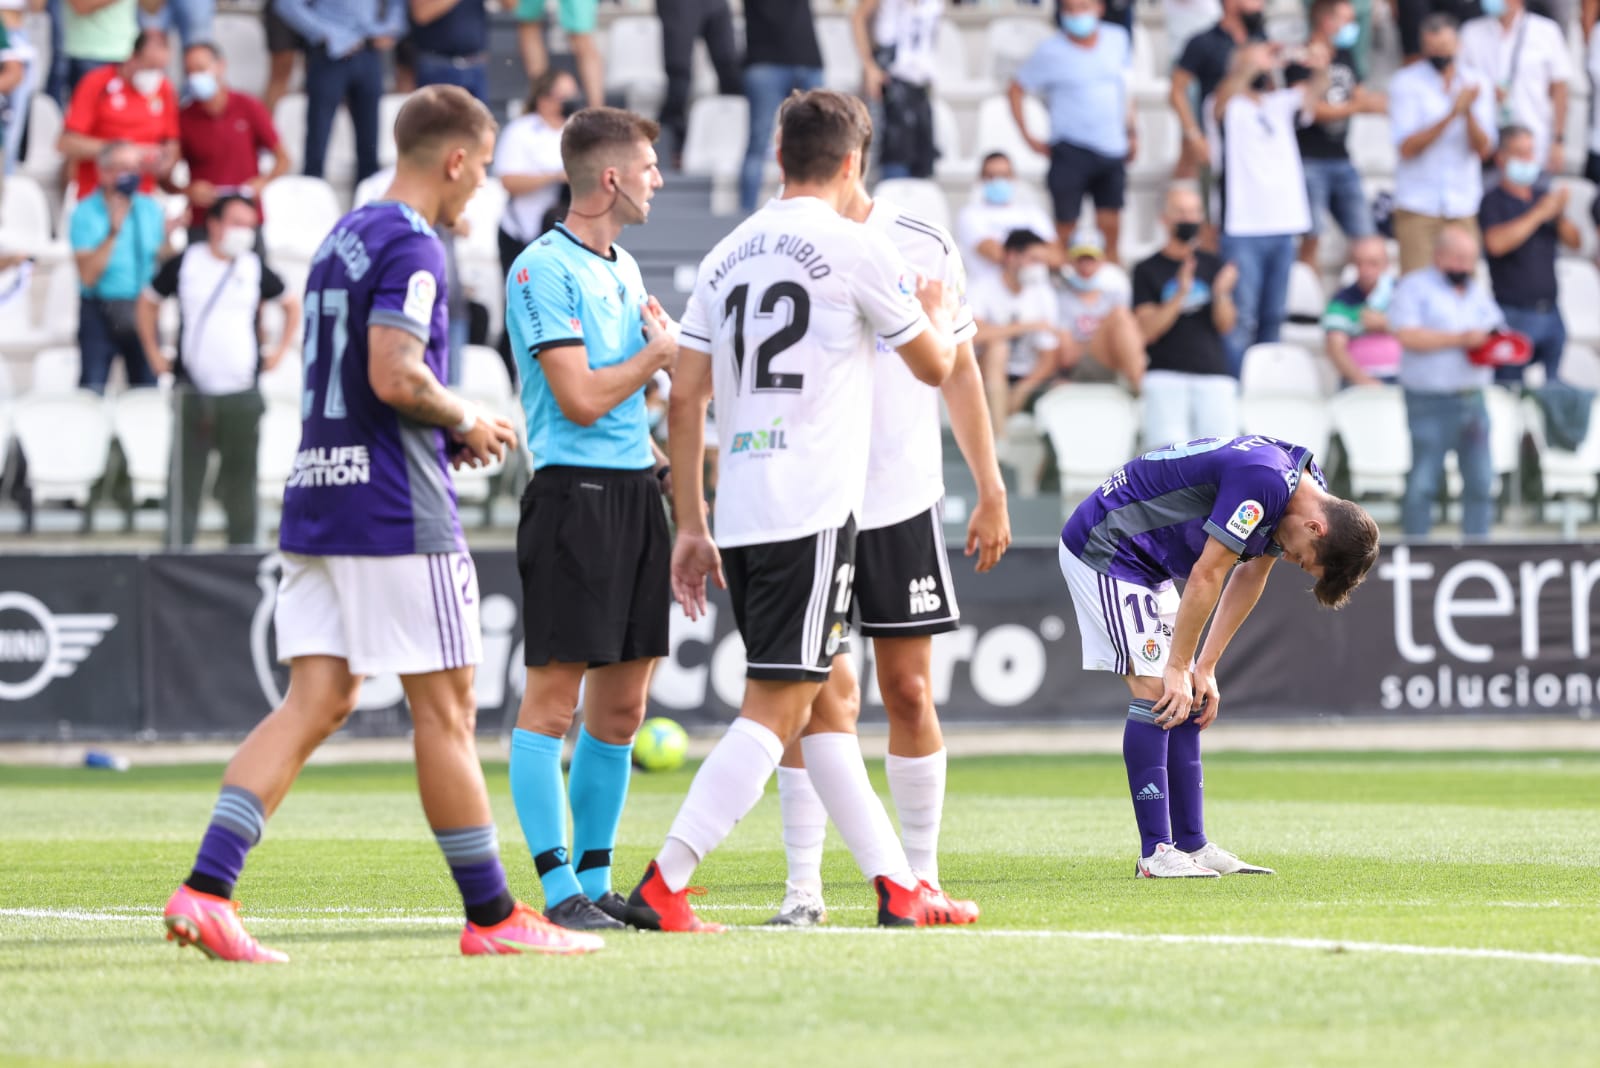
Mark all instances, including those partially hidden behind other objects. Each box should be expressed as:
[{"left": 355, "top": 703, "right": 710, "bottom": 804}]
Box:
[{"left": 517, "top": 465, "right": 671, "bottom": 668}]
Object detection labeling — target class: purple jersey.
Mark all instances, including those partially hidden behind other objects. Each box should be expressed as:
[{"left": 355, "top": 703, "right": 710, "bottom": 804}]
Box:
[
  {"left": 1061, "top": 435, "right": 1325, "bottom": 585},
  {"left": 279, "top": 201, "right": 464, "bottom": 557}
]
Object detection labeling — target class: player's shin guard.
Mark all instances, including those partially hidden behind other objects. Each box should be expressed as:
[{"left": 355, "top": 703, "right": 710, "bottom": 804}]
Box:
[
  {"left": 1123, "top": 701, "right": 1174, "bottom": 858},
  {"left": 802, "top": 732, "right": 918, "bottom": 891},
  {"left": 654, "top": 717, "right": 785, "bottom": 891},
  {"left": 186, "top": 785, "right": 266, "bottom": 899},
  {"left": 777, "top": 765, "right": 827, "bottom": 896},
  {"left": 510, "top": 729, "right": 584, "bottom": 907},
  {"left": 886, "top": 748, "right": 947, "bottom": 886},
  {"left": 1166, "top": 719, "right": 1207, "bottom": 852},
  {"left": 434, "top": 824, "right": 516, "bottom": 927},
  {"left": 569, "top": 727, "right": 634, "bottom": 901}
]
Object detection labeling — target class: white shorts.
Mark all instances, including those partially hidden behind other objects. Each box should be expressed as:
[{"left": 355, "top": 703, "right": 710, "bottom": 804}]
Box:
[
  {"left": 274, "top": 552, "right": 483, "bottom": 676},
  {"left": 1058, "top": 542, "right": 1179, "bottom": 678}
]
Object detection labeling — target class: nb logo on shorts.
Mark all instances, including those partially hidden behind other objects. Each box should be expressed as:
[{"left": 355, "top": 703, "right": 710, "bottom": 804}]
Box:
[{"left": 908, "top": 576, "right": 941, "bottom": 615}]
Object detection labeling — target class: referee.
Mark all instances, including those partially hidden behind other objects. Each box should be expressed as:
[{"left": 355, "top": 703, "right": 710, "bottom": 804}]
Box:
[{"left": 503, "top": 107, "right": 677, "bottom": 932}]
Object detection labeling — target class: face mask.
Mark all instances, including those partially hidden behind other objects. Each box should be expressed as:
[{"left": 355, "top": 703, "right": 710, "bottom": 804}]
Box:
[
  {"left": 1240, "top": 10, "right": 1266, "bottom": 37},
  {"left": 1065, "top": 270, "right": 1096, "bottom": 290},
  {"left": 187, "top": 71, "right": 218, "bottom": 102},
  {"left": 218, "top": 226, "right": 254, "bottom": 259},
  {"left": 1444, "top": 269, "right": 1472, "bottom": 288},
  {"left": 1173, "top": 220, "right": 1201, "bottom": 243},
  {"left": 1018, "top": 263, "right": 1050, "bottom": 286},
  {"left": 1480, "top": 0, "right": 1506, "bottom": 15},
  {"left": 1427, "top": 54, "right": 1453, "bottom": 73},
  {"left": 1504, "top": 157, "right": 1541, "bottom": 188},
  {"left": 981, "top": 177, "right": 1014, "bottom": 205},
  {"left": 1332, "top": 22, "right": 1359, "bottom": 49},
  {"left": 1368, "top": 273, "right": 1394, "bottom": 311},
  {"left": 131, "top": 69, "right": 164, "bottom": 97},
  {"left": 1060, "top": 12, "right": 1099, "bottom": 38},
  {"left": 1250, "top": 73, "right": 1274, "bottom": 92},
  {"left": 559, "top": 96, "right": 583, "bottom": 120},
  {"left": 113, "top": 172, "right": 140, "bottom": 197}
]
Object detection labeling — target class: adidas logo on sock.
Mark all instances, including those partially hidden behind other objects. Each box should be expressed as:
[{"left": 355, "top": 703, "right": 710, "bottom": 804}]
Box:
[{"left": 1137, "top": 782, "right": 1165, "bottom": 800}]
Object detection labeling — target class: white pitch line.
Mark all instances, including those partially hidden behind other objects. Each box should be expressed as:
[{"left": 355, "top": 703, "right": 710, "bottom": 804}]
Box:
[{"left": 3, "top": 907, "right": 1598, "bottom": 967}]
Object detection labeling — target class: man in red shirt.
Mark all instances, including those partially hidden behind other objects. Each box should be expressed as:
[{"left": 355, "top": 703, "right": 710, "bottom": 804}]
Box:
[
  {"left": 173, "top": 41, "right": 291, "bottom": 232},
  {"left": 59, "top": 29, "right": 180, "bottom": 199}
]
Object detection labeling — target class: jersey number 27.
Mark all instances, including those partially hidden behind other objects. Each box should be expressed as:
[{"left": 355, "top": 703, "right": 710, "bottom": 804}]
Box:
[{"left": 723, "top": 282, "right": 809, "bottom": 395}]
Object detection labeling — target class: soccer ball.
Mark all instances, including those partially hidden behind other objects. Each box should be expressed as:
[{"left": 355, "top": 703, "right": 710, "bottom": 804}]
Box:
[{"left": 633, "top": 717, "right": 689, "bottom": 772}]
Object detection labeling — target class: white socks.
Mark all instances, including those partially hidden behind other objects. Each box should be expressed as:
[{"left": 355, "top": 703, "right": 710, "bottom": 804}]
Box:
[
  {"left": 656, "top": 717, "right": 784, "bottom": 892},
  {"left": 886, "top": 748, "right": 947, "bottom": 887},
  {"left": 776, "top": 766, "right": 827, "bottom": 896},
  {"left": 801, "top": 732, "right": 917, "bottom": 890}
]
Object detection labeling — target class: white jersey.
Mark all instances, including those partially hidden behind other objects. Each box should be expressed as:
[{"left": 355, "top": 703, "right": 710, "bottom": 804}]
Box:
[
  {"left": 681, "top": 197, "right": 931, "bottom": 548},
  {"left": 861, "top": 199, "right": 977, "bottom": 531},
  {"left": 872, "top": 0, "right": 943, "bottom": 87}
]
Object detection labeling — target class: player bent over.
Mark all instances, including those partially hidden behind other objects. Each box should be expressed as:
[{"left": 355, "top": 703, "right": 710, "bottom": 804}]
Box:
[
  {"left": 503, "top": 107, "right": 677, "bottom": 931},
  {"left": 162, "top": 87, "right": 601, "bottom": 961},
  {"left": 626, "top": 89, "right": 974, "bottom": 931},
  {"left": 1059, "top": 435, "right": 1378, "bottom": 877},
  {"left": 769, "top": 97, "right": 1011, "bottom": 927}
]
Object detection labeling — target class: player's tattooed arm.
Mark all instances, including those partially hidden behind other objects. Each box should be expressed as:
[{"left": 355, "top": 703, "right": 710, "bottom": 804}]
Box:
[{"left": 369, "top": 325, "right": 467, "bottom": 427}]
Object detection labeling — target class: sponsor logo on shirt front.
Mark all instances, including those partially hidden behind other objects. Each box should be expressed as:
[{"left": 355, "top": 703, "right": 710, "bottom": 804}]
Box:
[
  {"left": 287, "top": 446, "right": 372, "bottom": 488},
  {"left": 1100, "top": 465, "right": 1128, "bottom": 497},
  {"left": 729, "top": 418, "right": 787, "bottom": 456},
  {"left": 1225, "top": 499, "right": 1265, "bottom": 541}
]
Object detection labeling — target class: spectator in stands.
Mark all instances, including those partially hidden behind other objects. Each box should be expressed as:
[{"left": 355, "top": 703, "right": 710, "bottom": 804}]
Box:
[
  {"left": 1170, "top": 0, "right": 1266, "bottom": 184},
  {"left": 146, "top": 0, "right": 213, "bottom": 52},
  {"left": 0, "top": 0, "right": 39, "bottom": 175},
  {"left": 1479, "top": 124, "right": 1579, "bottom": 383},
  {"left": 958, "top": 152, "right": 1062, "bottom": 294},
  {"left": 657, "top": 0, "right": 741, "bottom": 168},
  {"left": 1460, "top": 0, "right": 1570, "bottom": 175},
  {"left": 969, "top": 228, "right": 1064, "bottom": 434},
  {"left": 70, "top": 140, "right": 167, "bottom": 392},
  {"left": 1389, "top": 14, "right": 1498, "bottom": 274},
  {"left": 853, "top": 0, "right": 942, "bottom": 180},
  {"left": 407, "top": 0, "right": 489, "bottom": 103},
  {"left": 262, "top": 0, "right": 304, "bottom": 115},
  {"left": 740, "top": 0, "right": 823, "bottom": 213},
  {"left": 495, "top": 69, "right": 574, "bottom": 293},
  {"left": 60, "top": 30, "right": 178, "bottom": 200},
  {"left": 1324, "top": 236, "right": 1402, "bottom": 385},
  {"left": 515, "top": 1, "right": 601, "bottom": 113},
  {"left": 60, "top": 0, "right": 137, "bottom": 94},
  {"left": 1212, "top": 41, "right": 1322, "bottom": 374},
  {"left": 1131, "top": 184, "right": 1239, "bottom": 446},
  {"left": 1056, "top": 230, "right": 1147, "bottom": 389},
  {"left": 174, "top": 42, "right": 288, "bottom": 238},
  {"left": 1009, "top": 0, "right": 1136, "bottom": 264},
  {"left": 136, "top": 195, "right": 298, "bottom": 547},
  {"left": 273, "top": 0, "right": 406, "bottom": 182},
  {"left": 1391, "top": 224, "right": 1502, "bottom": 537},
  {"left": 1290, "top": 0, "right": 1383, "bottom": 268}
]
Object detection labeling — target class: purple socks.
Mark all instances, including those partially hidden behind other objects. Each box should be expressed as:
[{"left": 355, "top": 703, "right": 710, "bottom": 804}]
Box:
[
  {"left": 186, "top": 784, "right": 265, "bottom": 899},
  {"left": 1167, "top": 719, "right": 1207, "bottom": 852},
  {"left": 1123, "top": 701, "right": 1209, "bottom": 858}
]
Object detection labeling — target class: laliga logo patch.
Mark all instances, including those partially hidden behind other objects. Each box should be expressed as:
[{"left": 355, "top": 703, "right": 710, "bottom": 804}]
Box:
[
  {"left": 403, "top": 270, "right": 436, "bottom": 324},
  {"left": 1140, "top": 638, "right": 1162, "bottom": 663},
  {"left": 1225, "top": 499, "right": 1264, "bottom": 541},
  {"left": 896, "top": 274, "right": 913, "bottom": 296}
]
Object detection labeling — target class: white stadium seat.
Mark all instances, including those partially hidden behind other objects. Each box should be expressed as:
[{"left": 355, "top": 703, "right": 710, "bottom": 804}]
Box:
[
  {"left": 262, "top": 175, "right": 343, "bottom": 263},
  {"left": 1347, "top": 113, "right": 1396, "bottom": 177},
  {"left": 984, "top": 17, "right": 1054, "bottom": 87},
  {"left": 257, "top": 399, "right": 303, "bottom": 503},
  {"left": 931, "top": 98, "right": 973, "bottom": 179},
  {"left": 1286, "top": 261, "right": 1325, "bottom": 322},
  {"left": 604, "top": 17, "right": 663, "bottom": 97},
  {"left": 1329, "top": 384, "right": 1411, "bottom": 499},
  {"left": 1556, "top": 258, "right": 1600, "bottom": 348},
  {"left": 873, "top": 178, "right": 952, "bottom": 233},
  {"left": 110, "top": 387, "right": 174, "bottom": 504},
  {"left": 682, "top": 95, "right": 749, "bottom": 178},
  {"left": 0, "top": 174, "right": 69, "bottom": 264},
  {"left": 11, "top": 390, "right": 113, "bottom": 505},
  {"left": 1034, "top": 383, "right": 1140, "bottom": 501},
  {"left": 817, "top": 17, "right": 862, "bottom": 93},
  {"left": 258, "top": 352, "right": 304, "bottom": 405},
  {"left": 973, "top": 94, "right": 1050, "bottom": 180},
  {"left": 31, "top": 347, "right": 82, "bottom": 396},
  {"left": 272, "top": 94, "right": 358, "bottom": 183},
  {"left": 1559, "top": 343, "right": 1600, "bottom": 390},
  {"left": 1522, "top": 392, "right": 1600, "bottom": 535},
  {"left": 1130, "top": 104, "right": 1181, "bottom": 179},
  {"left": 459, "top": 344, "right": 517, "bottom": 417},
  {"left": 1552, "top": 177, "right": 1597, "bottom": 259},
  {"left": 1240, "top": 394, "right": 1332, "bottom": 459},
  {"left": 377, "top": 93, "right": 410, "bottom": 167},
  {"left": 212, "top": 13, "right": 272, "bottom": 98},
  {"left": 936, "top": 22, "right": 994, "bottom": 99},
  {"left": 1239, "top": 343, "right": 1322, "bottom": 396},
  {"left": 21, "top": 94, "right": 64, "bottom": 186}
]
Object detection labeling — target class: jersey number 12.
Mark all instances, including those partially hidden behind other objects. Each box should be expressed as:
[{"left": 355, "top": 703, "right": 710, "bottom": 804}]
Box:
[{"left": 723, "top": 282, "right": 809, "bottom": 395}]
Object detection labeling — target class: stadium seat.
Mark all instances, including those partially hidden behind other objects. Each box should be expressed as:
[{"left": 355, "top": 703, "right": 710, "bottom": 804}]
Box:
[
  {"left": 873, "top": 178, "right": 952, "bottom": 232},
  {"left": 10, "top": 390, "right": 113, "bottom": 506},
  {"left": 272, "top": 94, "right": 358, "bottom": 184},
  {"left": 30, "top": 347, "right": 82, "bottom": 395},
  {"left": 1239, "top": 394, "right": 1332, "bottom": 458},
  {"left": 1559, "top": 343, "right": 1600, "bottom": 390},
  {"left": 1286, "top": 261, "right": 1325, "bottom": 322},
  {"left": 21, "top": 94, "right": 64, "bottom": 187},
  {"left": 1347, "top": 114, "right": 1396, "bottom": 177},
  {"left": 931, "top": 98, "right": 973, "bottom": 179},
  {"left": 258, "top": 352, "right": 303, "bottom": 405},
  {"left": 996, "top": 412, "right": 1050, "bottom": 497},
  {"left": 936, "top": 22, "right": 994, "bottom": 100},
  {"left": 1329, "top": 384, "right": 1411, "bottom": 499},
  {"left": 1129, "top": 26, "right": 1170, "bottom": 102},
  {"left": 604, "top": 17, "right": 663, "bottom": 97},
  {"left": 352, "top": 169, "right": 389, "bottom": 208},
  {"left": 817, "top": 17, "right": 862, "bottom": 93},
  {"left": 1239, "top": 343, "right": 1322, "bottom": 396},
  {"left": 1552, "top": 177, "right": 1597, "bottom": 258},
  {"left": 0, "top": 262, "right": 79, "bottom": 360},
  {"left": 1033, "top": 383, "right": 1140, "bottom": 501},
  {"left": 1130, "top": 104, "right": 1181, "bottom": 179},
  {"left": 1556, "top": 258, "right": 1600, "bottom": 347},
  {"left": 0, "top": 174, "right": 69, "bottom": 264},
  {"left": 110, "top": 387, "right": 174, "bottom": 505},
  {"left": 459, "top": 344, "right": 517, "bottom": 414},
  {"left": 256, "top": 399, "right": 303, "bottom": 503},
  {"left": 377, "top": 93, "right": 411, "bottom": 167},
  {"left": 973, "top": 94, "right": 1050, "bottom": 180},
  {"left": 212, "top": 13, "right": 271, "bottom": 98},
  {"left": 1522, "top": 391, "right": 1600, "bottom": 534},
  {"left": 262, "top": 175, "right": 343, "bottom": 263},
  {"left": 984, "top": 17, "right": 1054, "bottom": 87},
  {"left": 682, "top": 95, "right": 749, "bottom": 178}
]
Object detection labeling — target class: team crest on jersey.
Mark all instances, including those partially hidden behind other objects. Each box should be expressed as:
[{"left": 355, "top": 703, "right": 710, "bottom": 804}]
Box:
[
  {"left": 1140, "top": 638, "right": 1162, "bottom": 663},
  {"left": 730, "top": 417, "right": 787, "bottom": 455},
  {"left": 403, "top": 270, "right": 436, "bottom": 324},
  {"left": 1226, "top": 499, "right": 1265, "bottom": 541}
]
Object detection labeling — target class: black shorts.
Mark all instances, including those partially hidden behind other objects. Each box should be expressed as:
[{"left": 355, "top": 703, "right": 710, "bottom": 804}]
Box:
[
  {"left": 723, "top": 517, "right": 858, "bottom": 682},
  {"left": 517, "top": 465, "right": 671, "bottom": 667},
  {"left": 854, "top": 503, "right": 960, "bottom": 638},
  {"left": 1047, "top": 141, "right": 1127, "bottom": 223},
  {"left": 263, "top": 5, "right": 307, "bottom": 54}
]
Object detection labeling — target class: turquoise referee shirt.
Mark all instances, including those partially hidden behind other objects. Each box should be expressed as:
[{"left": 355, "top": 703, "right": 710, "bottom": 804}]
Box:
[{"left": 505, "top": 223, "right": 654, "bottom": 471}]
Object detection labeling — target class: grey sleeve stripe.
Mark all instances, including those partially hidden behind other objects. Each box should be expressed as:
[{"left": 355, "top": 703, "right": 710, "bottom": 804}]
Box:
[
  {"left": 1201, "top": 518, "right": 1247, "bottom": 554},
  {"left": 370, "top": 309, "right": 430, "bottom": 343}
]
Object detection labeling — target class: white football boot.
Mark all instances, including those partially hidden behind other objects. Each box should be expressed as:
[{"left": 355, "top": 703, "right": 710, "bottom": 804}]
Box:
[
  {"left": 764, "top": 884, "right": 828, "bottom": 927},
  {"left": 1182, "top": 841, "right": 1275, "bottom": 875},
  {"left": 1136, "top": 841, "right": 1220, "bottom": 878}
]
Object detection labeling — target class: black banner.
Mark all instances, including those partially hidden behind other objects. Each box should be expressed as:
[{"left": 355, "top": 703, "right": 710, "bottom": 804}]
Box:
[{"left": 2, "top": 542, "right": 1597, "bottom": 740}]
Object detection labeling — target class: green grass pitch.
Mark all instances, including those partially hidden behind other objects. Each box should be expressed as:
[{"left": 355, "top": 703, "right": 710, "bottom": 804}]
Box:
[{"left": 2, "top": 751, "right": 1598, "bottom": 1067}]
